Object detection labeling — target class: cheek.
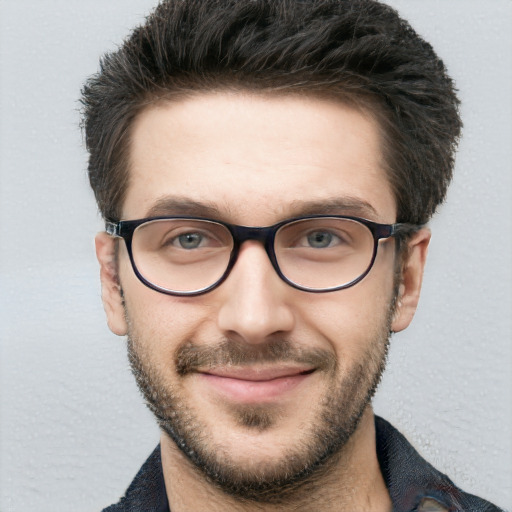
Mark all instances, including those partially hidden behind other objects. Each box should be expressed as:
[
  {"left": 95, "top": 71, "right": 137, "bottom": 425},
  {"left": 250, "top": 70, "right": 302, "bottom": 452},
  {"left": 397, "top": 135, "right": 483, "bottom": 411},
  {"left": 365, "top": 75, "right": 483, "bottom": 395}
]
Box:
[
  {"left": 298, "top": 265, "right": 396, "bottom": 361},
  {"left": 120, "top": 266, "right": 218, "bottom": 371}
]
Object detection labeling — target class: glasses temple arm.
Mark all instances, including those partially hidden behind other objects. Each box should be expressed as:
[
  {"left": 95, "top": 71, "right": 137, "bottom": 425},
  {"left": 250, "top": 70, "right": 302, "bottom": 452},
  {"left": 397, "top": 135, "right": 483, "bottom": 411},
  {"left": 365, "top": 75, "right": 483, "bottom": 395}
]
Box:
[
  {"left": 105, "top": 221, "right": 120, "bottom": 237},
  {"left": 391, "top": 222, "right": 426, "bottom": 237}
]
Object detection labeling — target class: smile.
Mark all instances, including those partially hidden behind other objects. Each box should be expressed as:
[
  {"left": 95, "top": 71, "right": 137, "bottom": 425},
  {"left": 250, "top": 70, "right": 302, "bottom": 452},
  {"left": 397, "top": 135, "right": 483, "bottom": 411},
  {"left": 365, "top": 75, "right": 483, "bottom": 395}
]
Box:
[{"left": 197, "top": 366, "right": 316, "bottom": 403}]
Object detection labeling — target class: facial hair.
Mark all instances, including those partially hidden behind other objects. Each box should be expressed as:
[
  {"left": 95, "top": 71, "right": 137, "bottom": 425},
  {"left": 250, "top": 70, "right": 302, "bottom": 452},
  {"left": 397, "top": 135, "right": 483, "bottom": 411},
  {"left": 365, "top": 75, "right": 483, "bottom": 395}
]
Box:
[{"left": 127, "top": 321, "right": 391, "bottom": 504}]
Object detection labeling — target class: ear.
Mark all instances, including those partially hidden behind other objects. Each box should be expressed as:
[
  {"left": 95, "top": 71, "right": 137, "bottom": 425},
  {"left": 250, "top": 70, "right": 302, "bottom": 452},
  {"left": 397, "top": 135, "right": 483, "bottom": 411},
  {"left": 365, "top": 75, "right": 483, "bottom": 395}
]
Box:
[
  {"left": 95, "top": 232, "right": 128, "bottom": 336},
  {"left": 391, "top": 228, "right": 431, "bottom": 333}
]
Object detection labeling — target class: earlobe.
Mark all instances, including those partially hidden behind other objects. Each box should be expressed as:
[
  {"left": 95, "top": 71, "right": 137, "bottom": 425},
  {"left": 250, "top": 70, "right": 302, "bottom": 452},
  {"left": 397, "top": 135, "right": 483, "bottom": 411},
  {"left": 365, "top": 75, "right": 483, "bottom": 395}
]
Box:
[
  {"left": 95, "top": 232, "right": 128, "bottom": 336},
  {"left": 391, "top": 228, "right": 431, "bottom": 333}
]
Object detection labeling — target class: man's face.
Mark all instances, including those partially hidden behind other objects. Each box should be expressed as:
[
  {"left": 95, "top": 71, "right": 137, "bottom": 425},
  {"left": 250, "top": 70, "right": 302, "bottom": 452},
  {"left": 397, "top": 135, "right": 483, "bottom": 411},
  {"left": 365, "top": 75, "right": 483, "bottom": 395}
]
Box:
[{"left": 97, "top": 92, "right": 427, "bottom": 500}]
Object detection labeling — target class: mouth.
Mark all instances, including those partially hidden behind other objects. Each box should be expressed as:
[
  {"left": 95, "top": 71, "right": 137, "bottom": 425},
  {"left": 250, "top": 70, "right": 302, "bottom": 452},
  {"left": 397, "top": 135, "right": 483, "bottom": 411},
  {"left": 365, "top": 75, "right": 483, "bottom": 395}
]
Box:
[{"left": 196, "top": 366, "right": 317, "bottom": 403}]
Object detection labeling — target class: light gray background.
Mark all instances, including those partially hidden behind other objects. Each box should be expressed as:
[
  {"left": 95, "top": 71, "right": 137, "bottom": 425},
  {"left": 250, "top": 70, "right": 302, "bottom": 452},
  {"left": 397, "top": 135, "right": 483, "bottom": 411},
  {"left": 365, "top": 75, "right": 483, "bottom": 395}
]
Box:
[{"left": 0, "top": 1, "right": 511, "bottom": 511}]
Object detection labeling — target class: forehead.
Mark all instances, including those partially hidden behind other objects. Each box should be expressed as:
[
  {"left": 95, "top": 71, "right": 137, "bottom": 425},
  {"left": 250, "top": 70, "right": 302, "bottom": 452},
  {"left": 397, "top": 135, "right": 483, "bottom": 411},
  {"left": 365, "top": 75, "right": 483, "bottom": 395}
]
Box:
[{"left": 124, "top": 92, "right": 396, "bottom": 224}]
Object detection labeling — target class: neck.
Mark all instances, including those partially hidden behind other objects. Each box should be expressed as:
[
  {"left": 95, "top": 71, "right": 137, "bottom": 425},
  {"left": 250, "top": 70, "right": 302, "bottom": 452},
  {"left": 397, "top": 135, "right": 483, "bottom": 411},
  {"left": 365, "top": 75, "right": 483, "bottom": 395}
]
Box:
[{"left": 161, "top": 407, "right": 392, "bottom": 512}]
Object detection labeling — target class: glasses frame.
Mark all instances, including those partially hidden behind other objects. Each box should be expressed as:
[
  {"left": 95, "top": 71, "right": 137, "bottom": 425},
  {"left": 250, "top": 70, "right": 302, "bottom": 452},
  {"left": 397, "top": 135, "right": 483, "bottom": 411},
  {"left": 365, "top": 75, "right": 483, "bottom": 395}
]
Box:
[{"left": 106, "top": 215, "right": 421, "bottom": 296}]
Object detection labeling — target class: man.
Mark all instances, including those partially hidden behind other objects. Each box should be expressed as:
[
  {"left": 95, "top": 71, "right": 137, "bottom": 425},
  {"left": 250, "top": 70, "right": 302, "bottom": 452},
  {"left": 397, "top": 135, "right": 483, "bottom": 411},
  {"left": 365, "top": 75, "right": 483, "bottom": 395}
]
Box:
[{"left": 81, "top": 1, "right": 503, "bottom": 511}]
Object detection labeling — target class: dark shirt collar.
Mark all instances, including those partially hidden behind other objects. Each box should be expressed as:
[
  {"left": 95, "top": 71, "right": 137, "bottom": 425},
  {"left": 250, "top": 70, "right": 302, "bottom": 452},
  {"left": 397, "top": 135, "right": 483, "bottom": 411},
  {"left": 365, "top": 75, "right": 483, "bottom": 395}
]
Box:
[
  {"left": 103, "top": 416, "right": 501, "bottom": 512},
  {"left": 375, "top": 416, "right": 500, "bottom": 512},
  {"left": 102, "top": 444, "right": 169, "bottom": 512}
]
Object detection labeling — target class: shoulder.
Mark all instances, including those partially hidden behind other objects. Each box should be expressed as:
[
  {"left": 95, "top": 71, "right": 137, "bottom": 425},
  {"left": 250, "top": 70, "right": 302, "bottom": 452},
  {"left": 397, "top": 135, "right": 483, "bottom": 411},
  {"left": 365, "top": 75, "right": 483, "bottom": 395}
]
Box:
[{"left": 375, "top": 416, "right": 505, "bottom": 512}]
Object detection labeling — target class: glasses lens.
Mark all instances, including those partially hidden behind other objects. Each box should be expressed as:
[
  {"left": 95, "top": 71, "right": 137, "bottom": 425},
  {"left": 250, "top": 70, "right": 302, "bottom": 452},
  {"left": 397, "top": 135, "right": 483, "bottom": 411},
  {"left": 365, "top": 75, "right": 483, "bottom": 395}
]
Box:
[
  {"left": 131, "top": 219, "right": 233, "bottom": 293},
  {"left": 275, "top": 218, "right": 375, "bottom": 290}
]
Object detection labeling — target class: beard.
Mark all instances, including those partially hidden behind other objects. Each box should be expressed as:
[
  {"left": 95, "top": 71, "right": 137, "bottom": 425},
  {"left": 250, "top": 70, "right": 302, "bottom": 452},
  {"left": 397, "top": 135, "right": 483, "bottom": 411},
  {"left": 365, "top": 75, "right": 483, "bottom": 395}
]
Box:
[{"left": 126, "top": 314, "right": 392, "bottom": 505}]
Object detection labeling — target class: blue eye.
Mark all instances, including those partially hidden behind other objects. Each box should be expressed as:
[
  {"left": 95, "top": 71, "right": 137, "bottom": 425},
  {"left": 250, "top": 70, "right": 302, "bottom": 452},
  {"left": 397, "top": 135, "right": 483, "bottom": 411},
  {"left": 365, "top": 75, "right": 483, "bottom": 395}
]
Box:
[
  {"left": 306, "top": 231, "right": 337, "bottom": 248},
  {"left": 176, "top": 232, "right": 204, "bottom": 249}
]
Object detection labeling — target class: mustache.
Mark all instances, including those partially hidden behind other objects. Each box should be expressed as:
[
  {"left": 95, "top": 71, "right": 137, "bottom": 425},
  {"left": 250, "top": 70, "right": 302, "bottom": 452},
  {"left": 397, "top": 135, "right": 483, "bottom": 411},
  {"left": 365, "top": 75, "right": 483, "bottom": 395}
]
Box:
[{"left": 175, "top": 339, "right": 337, "bottom": 376}]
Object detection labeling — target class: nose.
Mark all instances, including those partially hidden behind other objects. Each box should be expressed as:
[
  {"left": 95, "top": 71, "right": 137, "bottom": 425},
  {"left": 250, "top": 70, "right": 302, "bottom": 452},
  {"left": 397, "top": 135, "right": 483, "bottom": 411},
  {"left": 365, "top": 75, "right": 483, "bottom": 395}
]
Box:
[{"left": 216, "top": 241, "right": 295, "bottom": 345}]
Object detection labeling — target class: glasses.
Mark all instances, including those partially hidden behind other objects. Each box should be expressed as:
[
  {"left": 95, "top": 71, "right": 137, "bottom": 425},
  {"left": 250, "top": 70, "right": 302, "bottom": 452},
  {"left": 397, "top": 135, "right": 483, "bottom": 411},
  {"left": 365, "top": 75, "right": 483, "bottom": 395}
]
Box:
[{"left": 106, "top": 215, "right": 419, "bottom": 296}]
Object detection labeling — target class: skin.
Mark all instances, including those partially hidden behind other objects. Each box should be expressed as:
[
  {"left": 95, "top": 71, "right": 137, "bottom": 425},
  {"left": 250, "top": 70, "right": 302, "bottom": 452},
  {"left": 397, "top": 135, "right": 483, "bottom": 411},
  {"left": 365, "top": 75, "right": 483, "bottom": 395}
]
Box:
[{"left": 95, "top": 92, "right": 430, "bottom": 511}]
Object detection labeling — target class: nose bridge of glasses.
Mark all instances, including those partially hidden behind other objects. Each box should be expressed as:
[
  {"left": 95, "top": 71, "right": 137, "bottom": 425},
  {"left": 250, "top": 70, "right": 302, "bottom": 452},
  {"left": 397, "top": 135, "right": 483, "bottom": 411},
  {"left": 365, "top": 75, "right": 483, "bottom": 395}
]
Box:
[
  {"left": 230, "top": 224, "right": 274, "bottom": 245},
  {"left": 229, "top": 224, "right": 278, "bottom": 268}
]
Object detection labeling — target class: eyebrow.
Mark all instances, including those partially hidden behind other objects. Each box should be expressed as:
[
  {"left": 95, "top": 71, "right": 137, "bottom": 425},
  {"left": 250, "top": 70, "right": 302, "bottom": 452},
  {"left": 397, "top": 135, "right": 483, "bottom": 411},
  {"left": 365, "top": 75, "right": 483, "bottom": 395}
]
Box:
[
  {"left": 288, "top": 198, "right": 378, "bottom": 219},
  {"left": 146, "top": 197, "right": 223, "bottom": 218},
  {"left": 144, "top": 196, "right": 379, "bottom": 223}
]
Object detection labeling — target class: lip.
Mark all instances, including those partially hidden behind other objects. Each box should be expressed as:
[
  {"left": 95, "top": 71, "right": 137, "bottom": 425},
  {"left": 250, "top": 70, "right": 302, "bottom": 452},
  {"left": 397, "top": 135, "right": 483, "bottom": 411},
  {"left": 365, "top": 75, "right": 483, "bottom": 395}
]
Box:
[{"left": 196, "top": 366, "right": 316, "bottom": 403}]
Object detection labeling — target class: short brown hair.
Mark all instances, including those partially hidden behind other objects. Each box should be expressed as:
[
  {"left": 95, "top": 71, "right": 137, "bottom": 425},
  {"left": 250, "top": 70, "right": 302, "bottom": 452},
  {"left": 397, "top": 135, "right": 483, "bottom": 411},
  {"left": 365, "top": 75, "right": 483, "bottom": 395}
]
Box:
[{"left": 81, "top": 0, "right": 461, "bottom": 224}]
